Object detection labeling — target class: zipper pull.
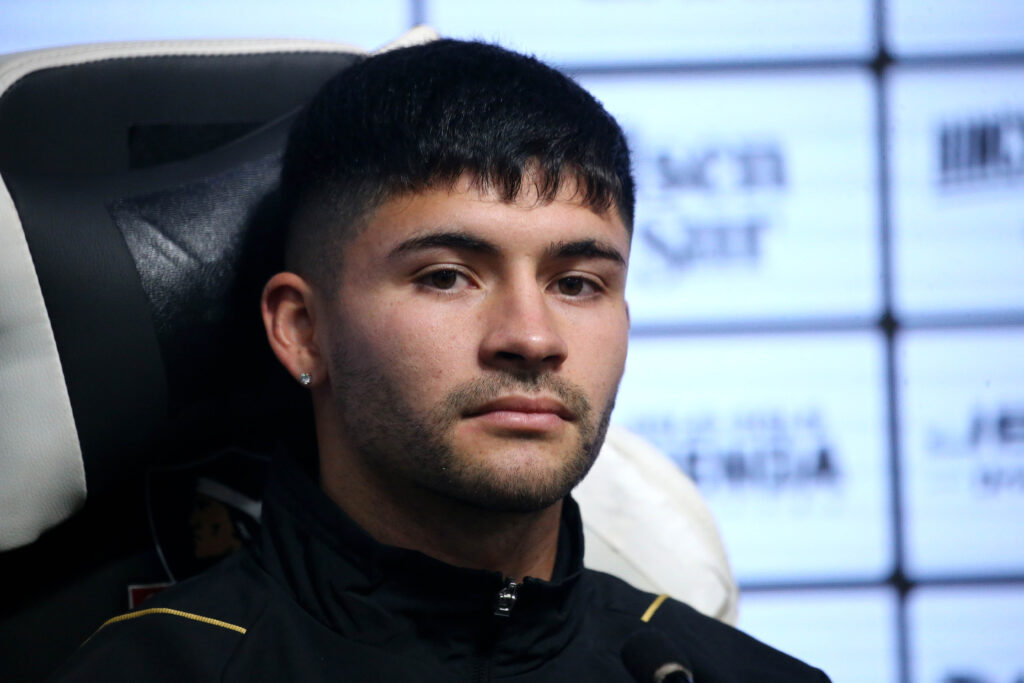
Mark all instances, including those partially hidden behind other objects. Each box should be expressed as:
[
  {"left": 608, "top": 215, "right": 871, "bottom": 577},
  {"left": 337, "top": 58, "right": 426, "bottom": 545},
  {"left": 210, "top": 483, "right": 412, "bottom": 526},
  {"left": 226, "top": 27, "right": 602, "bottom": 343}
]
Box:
[{"left": 493, "top": 578, "right": 518, "bottom": 617}]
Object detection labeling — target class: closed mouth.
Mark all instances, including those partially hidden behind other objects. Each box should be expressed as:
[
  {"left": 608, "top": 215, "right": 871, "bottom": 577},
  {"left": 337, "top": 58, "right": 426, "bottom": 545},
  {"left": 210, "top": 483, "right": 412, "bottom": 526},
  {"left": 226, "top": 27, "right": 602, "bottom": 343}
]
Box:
[{"left": 465, "top": 395, "right": 575, "bottom": 421}]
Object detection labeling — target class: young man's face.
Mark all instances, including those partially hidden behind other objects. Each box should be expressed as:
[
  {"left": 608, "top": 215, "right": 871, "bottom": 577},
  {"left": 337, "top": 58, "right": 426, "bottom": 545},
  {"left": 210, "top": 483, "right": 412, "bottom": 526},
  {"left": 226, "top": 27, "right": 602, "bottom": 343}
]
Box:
[{"left": 315, "top": 176, "right": 630, "bottom": 513}]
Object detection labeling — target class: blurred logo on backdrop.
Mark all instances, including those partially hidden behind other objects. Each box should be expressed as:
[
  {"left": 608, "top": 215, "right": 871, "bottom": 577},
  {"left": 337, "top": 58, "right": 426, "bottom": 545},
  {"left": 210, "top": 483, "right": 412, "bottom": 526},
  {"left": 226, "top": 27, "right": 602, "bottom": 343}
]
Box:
[
  {"left": 941, "top": 672, "right": 1024, "bottom": 683},
  {"left": 927, "top": 404, "right": 1024, "bottom": 495},
  {"left": 630, "top": 136, "right": 788, "bottom": 279},
  {"left": 938, "top": 111, "right": 1024, "bottom": 189},
  {"left": 627, "top": 408, "right": 841, "bottom": 492}
]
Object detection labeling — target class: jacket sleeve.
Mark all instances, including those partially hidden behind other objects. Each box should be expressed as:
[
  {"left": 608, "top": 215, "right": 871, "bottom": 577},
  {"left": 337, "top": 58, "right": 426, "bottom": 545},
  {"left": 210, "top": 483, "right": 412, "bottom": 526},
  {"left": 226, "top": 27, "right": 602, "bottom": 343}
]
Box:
[{"left": 643, "top": 594, "right": 834, "bottom": 683}]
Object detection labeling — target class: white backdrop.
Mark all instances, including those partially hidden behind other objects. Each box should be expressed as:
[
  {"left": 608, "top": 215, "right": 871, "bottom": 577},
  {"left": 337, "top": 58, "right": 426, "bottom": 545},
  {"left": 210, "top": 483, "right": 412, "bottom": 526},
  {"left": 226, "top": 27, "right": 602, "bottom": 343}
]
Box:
[{"left": 3, "top": 1, "right": 1023, "bottom": 681}]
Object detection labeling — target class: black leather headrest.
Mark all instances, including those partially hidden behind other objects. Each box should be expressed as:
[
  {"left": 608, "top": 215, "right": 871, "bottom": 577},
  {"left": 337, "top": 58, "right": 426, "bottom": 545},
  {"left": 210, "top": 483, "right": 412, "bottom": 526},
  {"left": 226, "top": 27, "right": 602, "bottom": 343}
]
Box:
[{"left": 0, "top": 47, "right": 360, "bottom": 504}]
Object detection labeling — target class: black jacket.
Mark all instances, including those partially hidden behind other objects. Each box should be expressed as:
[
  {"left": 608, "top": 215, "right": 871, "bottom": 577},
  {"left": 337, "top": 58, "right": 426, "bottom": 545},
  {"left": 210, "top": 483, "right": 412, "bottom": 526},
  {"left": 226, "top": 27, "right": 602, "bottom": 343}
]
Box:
[{"left": 53, "top": 456, "right": 830, "bottom": 682}]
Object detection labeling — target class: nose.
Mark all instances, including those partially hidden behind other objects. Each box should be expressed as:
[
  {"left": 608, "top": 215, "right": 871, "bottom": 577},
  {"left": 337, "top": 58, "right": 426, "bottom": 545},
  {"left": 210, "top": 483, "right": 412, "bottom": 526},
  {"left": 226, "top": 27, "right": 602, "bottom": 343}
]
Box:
[{"left": 479, "top": 278, "right": 568, "bottom": 372}]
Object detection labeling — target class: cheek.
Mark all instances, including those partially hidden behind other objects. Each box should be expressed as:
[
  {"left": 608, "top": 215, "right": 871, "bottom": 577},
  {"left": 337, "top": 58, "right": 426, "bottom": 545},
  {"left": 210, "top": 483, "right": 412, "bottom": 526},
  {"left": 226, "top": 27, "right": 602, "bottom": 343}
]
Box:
[
  {"left": 598, "top": 338, "right": 629, "bottom": 396},
  {"left": 362, "top": 304, "right": 474, "bottom": 384},
  {"left": 569, "top": 314, "right": 629, "bottom": 396}
]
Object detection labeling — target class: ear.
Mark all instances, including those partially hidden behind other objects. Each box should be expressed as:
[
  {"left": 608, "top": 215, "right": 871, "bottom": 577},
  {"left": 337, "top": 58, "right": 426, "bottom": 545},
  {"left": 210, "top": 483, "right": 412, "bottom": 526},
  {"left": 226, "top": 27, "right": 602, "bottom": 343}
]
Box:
[{"left": 261, "top": 272, "right": 324, "bottom": 387}]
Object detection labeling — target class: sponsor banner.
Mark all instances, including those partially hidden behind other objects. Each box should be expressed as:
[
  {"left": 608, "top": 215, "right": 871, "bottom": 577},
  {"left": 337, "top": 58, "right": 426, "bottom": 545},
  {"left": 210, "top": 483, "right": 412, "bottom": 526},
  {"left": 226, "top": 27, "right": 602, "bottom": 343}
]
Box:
[
  {"left": 888, "top": 0, "right": 1024, "bottom": 56},
  {"left": 890, "top": 66, "right": 1024, "bottom": 317},
  {"left": 739, "top": 588, "right": 899, "bottom": 682},
  {"left": 0, "top": 0, "right": 410, "bottom": 53},
  {"left": 580, "top": 71, "right": 879, "bottom": 325},
  {"left": 128, "top": 583, "right": 173, "bottom": 610},
  {"left": 899, "top": 329, "right": 1024, "bottom": 578},
  {"left": 426, "top": 0, "right": 873, "bottom": 64},
  {"left": 613, "top": 332, "right": 890, "bottom": 582},
  {"left": 908, "top": 585, "right": 1024, "bottom": 683}
]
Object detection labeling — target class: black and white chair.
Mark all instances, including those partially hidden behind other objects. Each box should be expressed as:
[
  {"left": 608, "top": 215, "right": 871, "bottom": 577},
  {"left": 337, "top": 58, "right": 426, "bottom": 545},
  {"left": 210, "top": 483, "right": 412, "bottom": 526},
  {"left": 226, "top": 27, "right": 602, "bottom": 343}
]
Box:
[{"left": 0, "top": 30, "right": 736, "bottom": 680}]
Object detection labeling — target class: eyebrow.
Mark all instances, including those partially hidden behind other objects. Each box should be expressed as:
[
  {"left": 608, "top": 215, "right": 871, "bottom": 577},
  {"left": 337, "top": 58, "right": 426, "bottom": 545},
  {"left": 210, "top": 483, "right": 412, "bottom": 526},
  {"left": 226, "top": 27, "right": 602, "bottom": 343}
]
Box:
[
  {"left": 545, "top": 239, "right": 626, "bottom": 266},
  {"left": 388, "top": 231, "right": 500, "bottom": 259},
  {"left": 388, "top": 231, "right": 626, "bottom": 266}
]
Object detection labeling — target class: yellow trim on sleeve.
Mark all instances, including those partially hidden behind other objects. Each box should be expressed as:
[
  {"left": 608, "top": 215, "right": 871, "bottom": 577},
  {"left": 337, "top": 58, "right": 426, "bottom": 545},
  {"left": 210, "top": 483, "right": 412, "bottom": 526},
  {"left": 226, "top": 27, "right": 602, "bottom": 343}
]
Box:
[
  {"left": 640, "top": 593, "right": 669, "bottom": 623},
  {"left": 95, "top": 607, "right": 247, "bottom": 636}
]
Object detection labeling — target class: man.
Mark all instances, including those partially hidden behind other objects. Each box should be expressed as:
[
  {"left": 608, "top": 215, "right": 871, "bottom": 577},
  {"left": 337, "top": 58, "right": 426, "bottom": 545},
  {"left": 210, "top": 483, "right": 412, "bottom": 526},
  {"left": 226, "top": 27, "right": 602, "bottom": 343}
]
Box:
[{"left": 54, "top": 39, "right": 829, "bottom": 681}]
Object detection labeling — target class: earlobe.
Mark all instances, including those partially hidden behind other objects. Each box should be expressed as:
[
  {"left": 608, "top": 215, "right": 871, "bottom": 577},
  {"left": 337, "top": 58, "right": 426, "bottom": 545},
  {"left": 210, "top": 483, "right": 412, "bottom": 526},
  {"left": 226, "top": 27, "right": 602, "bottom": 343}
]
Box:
[{"left": 261, "top": 272, "right": 322, "bottom": 386}]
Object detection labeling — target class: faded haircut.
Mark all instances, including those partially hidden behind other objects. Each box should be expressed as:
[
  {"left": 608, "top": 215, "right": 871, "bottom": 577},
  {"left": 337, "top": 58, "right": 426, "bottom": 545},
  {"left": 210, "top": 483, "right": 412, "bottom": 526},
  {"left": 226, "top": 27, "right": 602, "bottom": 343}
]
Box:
[{"left": 279, "top": 39, "right": 634, "bottom": 288}]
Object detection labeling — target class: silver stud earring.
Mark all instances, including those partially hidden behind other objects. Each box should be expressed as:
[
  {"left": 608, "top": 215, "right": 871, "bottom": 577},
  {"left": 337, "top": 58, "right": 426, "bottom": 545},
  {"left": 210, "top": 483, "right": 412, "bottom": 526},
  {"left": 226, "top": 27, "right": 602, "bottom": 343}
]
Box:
[{"left": 299, "top": 372, "right": 312, "bottom": 387}]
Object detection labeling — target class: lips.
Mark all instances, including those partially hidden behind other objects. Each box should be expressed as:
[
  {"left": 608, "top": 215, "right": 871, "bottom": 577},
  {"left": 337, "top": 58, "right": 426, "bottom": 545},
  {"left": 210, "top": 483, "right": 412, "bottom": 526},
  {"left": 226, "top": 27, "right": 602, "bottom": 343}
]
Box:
[{"left": 465, "top": 395, "right": 576, "bottom": 421}]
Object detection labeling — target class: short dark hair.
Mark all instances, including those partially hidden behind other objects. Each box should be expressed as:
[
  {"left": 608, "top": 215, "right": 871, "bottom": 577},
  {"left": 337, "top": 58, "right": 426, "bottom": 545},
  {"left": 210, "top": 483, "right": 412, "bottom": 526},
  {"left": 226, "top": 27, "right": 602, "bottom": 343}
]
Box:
[{"left": 280, "top": 39, "right": 634, "bottom": 286}]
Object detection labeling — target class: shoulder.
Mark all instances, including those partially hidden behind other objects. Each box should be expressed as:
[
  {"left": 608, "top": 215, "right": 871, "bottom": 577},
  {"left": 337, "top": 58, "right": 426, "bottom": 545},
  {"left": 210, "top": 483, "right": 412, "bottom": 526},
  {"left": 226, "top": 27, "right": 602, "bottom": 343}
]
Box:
[
  {"left": 584, "top": 570, "right": 831, "bottom": 683},
  {"left": 50, "top": 551, "right": 270, "bottom": 682}
]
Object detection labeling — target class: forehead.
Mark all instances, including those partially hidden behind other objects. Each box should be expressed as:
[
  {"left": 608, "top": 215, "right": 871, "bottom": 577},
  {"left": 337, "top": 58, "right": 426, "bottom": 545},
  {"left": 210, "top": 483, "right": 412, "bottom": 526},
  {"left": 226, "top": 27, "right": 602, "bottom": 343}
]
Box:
[{"left": 353, "top": 179, "right": 631, "bottom": 257}]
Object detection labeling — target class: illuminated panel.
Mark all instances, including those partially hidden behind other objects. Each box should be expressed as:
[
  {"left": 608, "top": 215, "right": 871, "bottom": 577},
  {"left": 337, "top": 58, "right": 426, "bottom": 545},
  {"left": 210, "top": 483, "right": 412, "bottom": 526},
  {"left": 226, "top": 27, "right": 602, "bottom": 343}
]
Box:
[
  {"left": 889, "top": 0, "right": 1024, "bottom": 56},
  {"left": 0, "top": 0, "right": 410, "bottom": 52},
  {"left": 426, "top": 0, "right": 873, "bottom": 64},
  {"left": 613, "top": 332, "right": 890, "bottom": 582},
  {"left": 890, "top": 66, "right": 1024, "bottom": 318},
  {"left": 581, "top": 71, "right": 879, "bottom": 325},
  {"left": 899, "top": 329, "right": 1024, "bottom": 578},
  {"left": 739, "top": 588, "right": 899, "bottom": 682},
  {"left": 908, "top": 585, "right": 1024, "bottom": 683}
]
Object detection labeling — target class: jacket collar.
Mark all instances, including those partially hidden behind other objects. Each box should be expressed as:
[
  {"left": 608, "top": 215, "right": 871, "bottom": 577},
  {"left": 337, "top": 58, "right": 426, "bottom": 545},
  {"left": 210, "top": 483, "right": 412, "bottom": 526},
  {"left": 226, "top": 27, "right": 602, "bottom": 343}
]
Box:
[{"left": 257, "top": 453, "right": 591, "bottom": 675}]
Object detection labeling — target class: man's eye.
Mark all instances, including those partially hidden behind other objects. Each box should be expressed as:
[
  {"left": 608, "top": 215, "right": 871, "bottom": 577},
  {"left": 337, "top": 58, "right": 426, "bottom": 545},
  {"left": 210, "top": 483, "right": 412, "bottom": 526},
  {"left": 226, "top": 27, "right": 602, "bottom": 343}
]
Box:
[
  {"left": 557, "top": 276, "right": 595, "bottom": 296},
  {"left": 421, "top": 269, "right": 461, "bottom": 290}
]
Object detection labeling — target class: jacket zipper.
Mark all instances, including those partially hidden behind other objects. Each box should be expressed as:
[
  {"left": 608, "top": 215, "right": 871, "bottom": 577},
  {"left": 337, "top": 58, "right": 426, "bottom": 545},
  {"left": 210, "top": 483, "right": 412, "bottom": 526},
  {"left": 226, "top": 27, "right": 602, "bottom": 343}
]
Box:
[
  {"left": 492, "top": 577, "right": 518, "bottom": 617},
  {"left": 472, "top": 579, "right": 518, "bottom": 681}
]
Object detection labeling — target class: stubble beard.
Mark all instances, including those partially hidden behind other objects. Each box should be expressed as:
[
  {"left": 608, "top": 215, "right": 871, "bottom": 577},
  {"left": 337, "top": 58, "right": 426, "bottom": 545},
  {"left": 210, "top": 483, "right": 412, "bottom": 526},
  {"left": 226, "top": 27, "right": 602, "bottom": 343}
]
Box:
[{"left": 330, "top": 355, "right": 616, "bottom": 514}]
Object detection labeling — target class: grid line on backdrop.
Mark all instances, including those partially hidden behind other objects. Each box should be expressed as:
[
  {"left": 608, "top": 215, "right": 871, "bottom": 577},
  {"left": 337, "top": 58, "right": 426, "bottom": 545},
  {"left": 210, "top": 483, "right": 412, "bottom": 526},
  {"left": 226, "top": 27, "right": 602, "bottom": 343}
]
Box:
[{"left": 1, "top": 1, "right": 1021, "bottom": 680}]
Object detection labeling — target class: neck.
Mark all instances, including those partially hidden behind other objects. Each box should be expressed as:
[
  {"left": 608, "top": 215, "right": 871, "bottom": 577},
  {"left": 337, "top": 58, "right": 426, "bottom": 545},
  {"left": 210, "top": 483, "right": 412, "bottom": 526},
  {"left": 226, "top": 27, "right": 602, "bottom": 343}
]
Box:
[{"left": 317, "top": 432, "right": 562, "bottom": 582}]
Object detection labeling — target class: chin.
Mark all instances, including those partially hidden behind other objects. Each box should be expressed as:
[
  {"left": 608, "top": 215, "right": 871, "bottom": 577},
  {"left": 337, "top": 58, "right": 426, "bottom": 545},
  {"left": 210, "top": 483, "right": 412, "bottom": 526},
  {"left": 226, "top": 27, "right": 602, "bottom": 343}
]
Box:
[{"left": 434, "top": 440, "right": 598, "bottom": 514}]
